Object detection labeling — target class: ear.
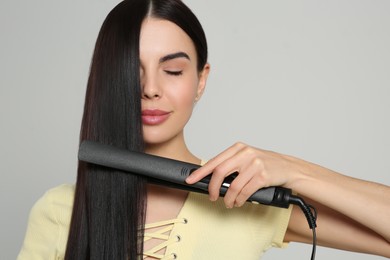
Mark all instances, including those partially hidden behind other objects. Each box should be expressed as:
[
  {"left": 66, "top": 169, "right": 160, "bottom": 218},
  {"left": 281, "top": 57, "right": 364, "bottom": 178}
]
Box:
[{"left": 195, "top": 63, "right": 210, "bottom": 101}]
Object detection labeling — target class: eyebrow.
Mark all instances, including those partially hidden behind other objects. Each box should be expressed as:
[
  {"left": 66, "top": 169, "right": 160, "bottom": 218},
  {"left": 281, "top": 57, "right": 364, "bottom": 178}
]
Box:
[{"left": 159, "top": 52, "right": 190, "bottom": 64}]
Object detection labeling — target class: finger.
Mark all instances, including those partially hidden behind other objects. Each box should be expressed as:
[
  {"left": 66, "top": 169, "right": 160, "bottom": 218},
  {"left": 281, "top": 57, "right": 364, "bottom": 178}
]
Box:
[
  {"left": 222, "top": 168, "right": 253, "bottom": 208},
  {"left": 207, "top": 146, "right": 255, "bottom": 202},
  {"left": 207, "top": 160, "right": 239, "bottom": 201},
  {"left": 185, "top": 142, "right": 246, "bottom": 184},
  {"left": 222, "top": 156, "right": 261, "bottom": 207},
  {"left": 234, "top": 176, "right": 266, "bottom": 207}
]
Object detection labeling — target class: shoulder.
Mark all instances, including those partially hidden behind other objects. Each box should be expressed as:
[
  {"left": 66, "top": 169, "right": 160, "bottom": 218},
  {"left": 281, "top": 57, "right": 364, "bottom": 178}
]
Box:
[
  {"left": 42, "top": 183, "right": 75, "bottom": 205},
  {"left": 28, "top": 183, "right": 75, "bottom": 233},
  {"left": 17, "top": 184, "right": 75, "bottom": 259},
  {"left": 32, "top": 184, "right": 75, "bottom": 219}
]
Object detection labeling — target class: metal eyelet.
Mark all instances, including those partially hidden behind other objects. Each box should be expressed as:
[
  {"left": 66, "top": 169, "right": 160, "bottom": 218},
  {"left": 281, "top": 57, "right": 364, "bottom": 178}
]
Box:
[
  {"left": 176, "top": 235, "right": 181, "bottom": 242},
  {"left": 182, "top": 218, "right": 188, "bottom": 224},
  {"left": 171, "top": 253, "right": 177, "bottom": 259}
]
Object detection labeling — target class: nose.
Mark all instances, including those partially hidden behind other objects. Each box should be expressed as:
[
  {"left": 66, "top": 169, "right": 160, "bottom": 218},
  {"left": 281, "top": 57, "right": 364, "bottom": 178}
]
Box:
[{"left": 141, "top": 71, "right": 161, "bottom": 100}]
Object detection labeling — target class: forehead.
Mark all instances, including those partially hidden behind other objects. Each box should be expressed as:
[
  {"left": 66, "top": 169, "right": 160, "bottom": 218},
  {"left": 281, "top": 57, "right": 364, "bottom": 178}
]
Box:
[{"left": 139, "top": 18, "right": 196, "bottom": 60}]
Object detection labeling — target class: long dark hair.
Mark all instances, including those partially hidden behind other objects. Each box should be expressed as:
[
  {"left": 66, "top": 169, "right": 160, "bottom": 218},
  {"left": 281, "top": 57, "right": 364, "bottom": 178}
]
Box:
[{"left": 65, "top": 0, "right": 207, "bottom": 259}]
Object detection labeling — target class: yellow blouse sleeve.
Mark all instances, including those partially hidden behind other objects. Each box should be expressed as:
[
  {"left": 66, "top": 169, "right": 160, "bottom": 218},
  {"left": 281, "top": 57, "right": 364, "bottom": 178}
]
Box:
[{"left": 17, "top": 184, "right": 74, "bottom": 260}]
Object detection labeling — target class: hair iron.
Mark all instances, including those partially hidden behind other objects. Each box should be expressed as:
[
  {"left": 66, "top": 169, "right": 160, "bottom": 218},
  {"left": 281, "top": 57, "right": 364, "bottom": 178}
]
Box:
[
  {"left": 78, "top": 140, "right": 318, "bottom": 259},
  {"left": 78, "top": 140, "right": 293, "bottom": 208}
]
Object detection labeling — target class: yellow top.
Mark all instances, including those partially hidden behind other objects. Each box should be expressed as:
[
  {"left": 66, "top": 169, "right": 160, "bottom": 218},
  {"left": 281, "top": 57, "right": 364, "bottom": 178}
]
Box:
[{"left": 18, "top": 184, "right": 292, "bottom": 260}]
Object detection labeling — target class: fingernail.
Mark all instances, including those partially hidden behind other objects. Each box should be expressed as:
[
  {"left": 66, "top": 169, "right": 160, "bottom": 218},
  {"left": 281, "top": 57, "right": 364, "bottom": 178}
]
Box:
[
  {"left": 185, "top": 176, "right": 193, "bottom": 183},
  {"left": 209, "top": 196, "right": 216, "bottom": 202}
]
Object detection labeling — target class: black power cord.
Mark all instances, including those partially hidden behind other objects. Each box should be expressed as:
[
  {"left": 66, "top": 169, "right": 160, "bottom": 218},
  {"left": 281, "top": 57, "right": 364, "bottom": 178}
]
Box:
[{"left": 289, "top": 195, "right": 318, "bottom": 260}]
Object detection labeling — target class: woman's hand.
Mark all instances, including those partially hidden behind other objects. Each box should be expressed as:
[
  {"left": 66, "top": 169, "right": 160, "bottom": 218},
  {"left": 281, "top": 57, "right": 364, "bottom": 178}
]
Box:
[{"left": 185, "top": 142, "right": 303, "bottom": 208}]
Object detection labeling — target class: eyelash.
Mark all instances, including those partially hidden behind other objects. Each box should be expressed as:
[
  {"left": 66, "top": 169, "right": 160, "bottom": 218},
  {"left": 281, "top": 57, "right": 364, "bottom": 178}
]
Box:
[{"left": 164, "top": 70, "right": 183, "bottom": 76}]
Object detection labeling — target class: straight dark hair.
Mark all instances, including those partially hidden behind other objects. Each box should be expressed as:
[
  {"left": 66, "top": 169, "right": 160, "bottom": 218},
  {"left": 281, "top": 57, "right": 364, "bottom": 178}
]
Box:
[{"left": 65, "top": 0, "right": 207, "bottom": 259}]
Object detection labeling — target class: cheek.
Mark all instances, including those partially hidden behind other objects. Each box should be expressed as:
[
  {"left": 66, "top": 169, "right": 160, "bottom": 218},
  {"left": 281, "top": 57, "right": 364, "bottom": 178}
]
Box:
[{"left": 168, "top": 78, "right": 199, "bottom": 109}]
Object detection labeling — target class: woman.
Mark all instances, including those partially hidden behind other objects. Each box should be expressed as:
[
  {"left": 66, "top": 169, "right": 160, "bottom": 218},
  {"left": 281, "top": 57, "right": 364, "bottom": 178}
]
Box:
[{"left": 18, "top": 0, "right": 390, "bottom": 259}]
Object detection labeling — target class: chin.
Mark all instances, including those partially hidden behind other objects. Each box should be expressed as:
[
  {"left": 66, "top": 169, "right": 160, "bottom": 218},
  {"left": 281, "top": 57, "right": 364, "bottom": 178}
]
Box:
[
  {"left": 143, "top": 131, "right": 182, "bottom": 149},
  {"left": 143, "top": 123, "right": 185, "bottom": 146},
  {"left": 143, "top": 133, "right": 171, "bottom": 146}
]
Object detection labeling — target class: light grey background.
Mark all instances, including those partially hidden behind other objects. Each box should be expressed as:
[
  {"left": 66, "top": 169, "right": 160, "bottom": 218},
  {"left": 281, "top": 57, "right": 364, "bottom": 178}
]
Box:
[{"left": 1, "top": 0, "right": 389, "bottom": 259}]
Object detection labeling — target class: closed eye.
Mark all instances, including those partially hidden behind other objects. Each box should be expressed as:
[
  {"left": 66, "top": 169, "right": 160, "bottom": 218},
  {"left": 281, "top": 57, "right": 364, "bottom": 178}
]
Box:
[{"left": 164, "top": 70, "right": 183, "bottom": 76}]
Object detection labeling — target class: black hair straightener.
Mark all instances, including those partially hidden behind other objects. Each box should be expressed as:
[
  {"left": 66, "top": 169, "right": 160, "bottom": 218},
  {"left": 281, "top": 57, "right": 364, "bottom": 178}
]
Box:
[{"left": 78, "top": 140, "right": 318, "bottom": 259}]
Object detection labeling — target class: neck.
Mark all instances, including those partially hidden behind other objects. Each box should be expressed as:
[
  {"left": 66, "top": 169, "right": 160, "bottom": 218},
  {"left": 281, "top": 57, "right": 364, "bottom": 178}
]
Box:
[
  {"left": 145, "top": 132, "right": 201, "bottom": 165},
  {"left": 144, "top": 132, "right": 197, "bottom": 220}
]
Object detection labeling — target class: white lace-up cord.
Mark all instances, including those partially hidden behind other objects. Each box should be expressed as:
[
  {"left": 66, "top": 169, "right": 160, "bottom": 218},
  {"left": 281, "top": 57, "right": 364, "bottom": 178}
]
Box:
[{"left": 143, "top": 218, "right": 186, "bottom": 259}]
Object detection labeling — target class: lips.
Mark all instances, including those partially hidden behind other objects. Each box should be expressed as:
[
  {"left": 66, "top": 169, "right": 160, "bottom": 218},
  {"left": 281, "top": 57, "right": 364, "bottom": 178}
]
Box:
[{"left": 141, "top": 109, "right": 171, "bottom": 125}]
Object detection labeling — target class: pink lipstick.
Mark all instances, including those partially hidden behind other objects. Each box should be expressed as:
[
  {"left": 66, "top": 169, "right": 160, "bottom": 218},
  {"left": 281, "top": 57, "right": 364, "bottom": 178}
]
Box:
[{"left": 142, "top": 109, "right": 171, "bottom": 125}]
